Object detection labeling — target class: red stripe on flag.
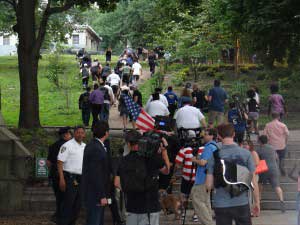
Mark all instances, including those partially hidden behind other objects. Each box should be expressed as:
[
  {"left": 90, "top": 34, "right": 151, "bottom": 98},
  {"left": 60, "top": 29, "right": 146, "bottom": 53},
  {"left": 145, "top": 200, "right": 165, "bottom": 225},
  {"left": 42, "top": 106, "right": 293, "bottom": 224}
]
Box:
[
  {"left": 141, "top": 109, "right": 155, "bottom": 123},
  {"left": 138, "top": 115, "right": 154, "bottom": 129}
]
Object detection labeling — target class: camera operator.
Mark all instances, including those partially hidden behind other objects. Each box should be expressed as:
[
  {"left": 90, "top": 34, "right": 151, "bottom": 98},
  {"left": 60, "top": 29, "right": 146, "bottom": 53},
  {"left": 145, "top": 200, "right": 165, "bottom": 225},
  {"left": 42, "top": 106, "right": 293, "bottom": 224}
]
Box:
[
  {"left": 174, "top": 130, "right": 204, "bottom": 222},
  {"left": 228, "top": 101, "right": 248, "bottom": 144},
  {"left": 114, "top": 130, "right": 170, "bottom": 225}
]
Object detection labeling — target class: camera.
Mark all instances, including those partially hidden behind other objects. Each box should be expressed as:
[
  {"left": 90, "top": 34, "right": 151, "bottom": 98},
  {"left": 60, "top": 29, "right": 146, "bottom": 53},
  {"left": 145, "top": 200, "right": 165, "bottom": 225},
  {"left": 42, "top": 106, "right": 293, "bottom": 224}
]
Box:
[{"left": 137, "top": 131, "right": 164, "bottom": 158}]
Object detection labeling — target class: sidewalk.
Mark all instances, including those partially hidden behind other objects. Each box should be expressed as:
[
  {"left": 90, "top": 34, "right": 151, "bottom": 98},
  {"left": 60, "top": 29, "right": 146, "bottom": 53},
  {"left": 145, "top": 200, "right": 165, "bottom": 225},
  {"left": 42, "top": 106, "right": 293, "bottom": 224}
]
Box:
[{"left": 160, "top": 210, "right": 297, "bottom": 225}]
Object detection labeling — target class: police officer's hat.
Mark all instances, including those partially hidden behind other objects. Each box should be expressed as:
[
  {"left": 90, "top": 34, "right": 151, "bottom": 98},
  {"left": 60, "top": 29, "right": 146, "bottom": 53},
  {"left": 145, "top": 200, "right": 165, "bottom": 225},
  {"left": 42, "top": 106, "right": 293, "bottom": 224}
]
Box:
[{"left": 58, "top": 126, "right": 71, "bottom": 136}]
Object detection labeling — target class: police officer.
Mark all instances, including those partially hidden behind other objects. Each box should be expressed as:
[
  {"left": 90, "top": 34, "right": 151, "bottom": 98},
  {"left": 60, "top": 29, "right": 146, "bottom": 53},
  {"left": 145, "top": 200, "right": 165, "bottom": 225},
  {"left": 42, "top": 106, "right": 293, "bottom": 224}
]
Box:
[
  {"left": 47, "top": 127, "right": 72, "bottom": 223},
  {"left": 57, "top": 126, "right": 86, "bottom": 225}
]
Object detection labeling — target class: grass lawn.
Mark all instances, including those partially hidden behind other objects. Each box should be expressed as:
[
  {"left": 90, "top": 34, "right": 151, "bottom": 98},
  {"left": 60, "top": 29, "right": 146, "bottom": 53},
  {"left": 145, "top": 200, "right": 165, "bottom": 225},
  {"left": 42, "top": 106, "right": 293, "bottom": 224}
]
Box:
[
  {"left": 0, "top": 54, "right": 299, "bottom": 129},
  {"left": 0, "top": 54, "right": 122, "bottom": 126}
]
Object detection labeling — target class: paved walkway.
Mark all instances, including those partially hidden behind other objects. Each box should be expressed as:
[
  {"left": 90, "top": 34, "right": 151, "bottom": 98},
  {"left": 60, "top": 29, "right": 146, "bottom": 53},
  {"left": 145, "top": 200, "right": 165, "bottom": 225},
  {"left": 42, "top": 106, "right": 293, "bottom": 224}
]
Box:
[
  {"left": 108, "top": 68, "right": 151, "bottom": 129},
  {"left": 160, "top": 210, "right": 298, "bottom": 225},
  {"left": 0, "top": 210, "right": 297, "bottom": 225}
]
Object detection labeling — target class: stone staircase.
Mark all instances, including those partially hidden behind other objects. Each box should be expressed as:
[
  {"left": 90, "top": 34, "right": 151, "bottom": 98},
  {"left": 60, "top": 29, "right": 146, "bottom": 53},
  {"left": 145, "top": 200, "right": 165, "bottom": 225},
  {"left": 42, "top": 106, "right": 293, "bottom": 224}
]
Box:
[
  {"left": 20, "top": 131, "right": 299, "bottom": 218},
  {"left": 260, "top": 130, "right": 300, "bottom": 210}
]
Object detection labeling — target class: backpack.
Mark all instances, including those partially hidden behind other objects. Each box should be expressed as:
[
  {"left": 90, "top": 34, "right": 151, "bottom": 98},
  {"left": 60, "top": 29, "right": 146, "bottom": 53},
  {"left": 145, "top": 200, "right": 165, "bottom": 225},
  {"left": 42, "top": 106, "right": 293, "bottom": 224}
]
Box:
[
  {"left": 248, "top": 98, "right": 258, "bottom": 112},
  {"left": 80, "top": 93, "right": 90, "bottom": 109},
  {"left": 119, "top": 152, "right": 159, "bottom": 193},
  {"left": 91, "top": 66, "right": 99, "bottom": 74},
  {"left": 82, "top": 68, "right": 89, "bottom": 78},
  {"left": 123, "top": 66, "right": 131, "bottom": 75},
  {"left": 99, "top": 86, "right": 110, "bottom": 101},
  {"left": 212, "top": 144, "right": 253, "bottom": 197}
]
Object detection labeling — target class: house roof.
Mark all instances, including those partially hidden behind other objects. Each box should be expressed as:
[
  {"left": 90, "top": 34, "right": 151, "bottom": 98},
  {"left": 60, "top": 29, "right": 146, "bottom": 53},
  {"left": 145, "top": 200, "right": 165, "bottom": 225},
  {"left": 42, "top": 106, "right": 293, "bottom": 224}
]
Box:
[{"left": 74, "top": 25, "right": 102, "bottom": 42}]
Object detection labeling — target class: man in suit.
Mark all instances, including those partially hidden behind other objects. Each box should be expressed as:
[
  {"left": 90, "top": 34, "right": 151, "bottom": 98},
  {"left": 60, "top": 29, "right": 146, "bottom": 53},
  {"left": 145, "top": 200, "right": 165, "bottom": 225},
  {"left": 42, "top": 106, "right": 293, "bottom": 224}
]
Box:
[{"left": 81, "top": 120, "right": 110, "bottom": 225}]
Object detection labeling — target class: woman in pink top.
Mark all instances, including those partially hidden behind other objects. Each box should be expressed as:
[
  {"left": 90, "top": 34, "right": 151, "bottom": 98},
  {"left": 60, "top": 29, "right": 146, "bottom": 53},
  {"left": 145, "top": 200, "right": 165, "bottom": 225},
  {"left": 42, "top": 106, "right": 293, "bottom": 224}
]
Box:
[
  {"left": 268, "top": 84, "right": 287, "bottom": 120},
  {"left": 264, "top": 112, "right": 289, "bottom": 176}
]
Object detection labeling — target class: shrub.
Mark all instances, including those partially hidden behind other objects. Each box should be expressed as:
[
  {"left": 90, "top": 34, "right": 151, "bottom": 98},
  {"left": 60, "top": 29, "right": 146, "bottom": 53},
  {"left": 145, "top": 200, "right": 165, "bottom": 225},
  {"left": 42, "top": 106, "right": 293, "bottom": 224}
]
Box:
[
  {"left": 173, "top": 68, "right": 189, "bottom": 86},
  {"left": 215, "top": 72, "right": 225, "bottom": 80}
]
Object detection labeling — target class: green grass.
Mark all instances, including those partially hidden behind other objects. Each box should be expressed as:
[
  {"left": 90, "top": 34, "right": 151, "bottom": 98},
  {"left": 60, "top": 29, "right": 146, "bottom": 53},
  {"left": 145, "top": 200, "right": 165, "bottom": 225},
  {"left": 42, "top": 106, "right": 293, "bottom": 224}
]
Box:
[{"left": 0, "top": 54, "right": 121, "bottom": 126}]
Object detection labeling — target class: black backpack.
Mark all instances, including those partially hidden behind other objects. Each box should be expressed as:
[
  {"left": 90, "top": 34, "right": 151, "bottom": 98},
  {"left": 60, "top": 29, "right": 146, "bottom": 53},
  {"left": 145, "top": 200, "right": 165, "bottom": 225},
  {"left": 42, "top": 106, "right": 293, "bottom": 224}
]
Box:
[
  {"left": 248, "top": 98, "right": 258, "bottom": 112},
  {"left": 119, "top": 153, "right": 159, "bottom": 193},
  {"left": 82, "top": 68, "right": 89, "bottom": 78},
  {"left": 99, "top": 86, "right": 110, "bottom": 101},
  {"left": 79, "top": 93, "right": 90, "bottom": 109},
  {"left": 91, "top": 66, "right": 99, "bottom": 74},
  {"left": 212, "top": 144, "right": 253, "bottom": 197}
]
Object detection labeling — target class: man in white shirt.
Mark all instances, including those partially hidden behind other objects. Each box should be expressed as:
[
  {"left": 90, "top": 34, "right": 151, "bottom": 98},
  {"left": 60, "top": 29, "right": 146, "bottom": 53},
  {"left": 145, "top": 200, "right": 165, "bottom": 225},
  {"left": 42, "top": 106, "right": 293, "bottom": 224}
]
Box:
[
  {"left": 146, "top": 93, "right": 170, "bottom": 118},
  {"left": 132, "top": 60, "right": 142, "bottom": 83},
  {"left": 107, "top": 70, "right": 121, "bottom": 97},
  {"left": 57, "top": 126, "right": 86, "bottom": 225},
  {"left": 146, "top": 87, "right": 169, "bottom": 108},
  {"left": 174, "top": 98, "right": 207, "bottom": 129}
]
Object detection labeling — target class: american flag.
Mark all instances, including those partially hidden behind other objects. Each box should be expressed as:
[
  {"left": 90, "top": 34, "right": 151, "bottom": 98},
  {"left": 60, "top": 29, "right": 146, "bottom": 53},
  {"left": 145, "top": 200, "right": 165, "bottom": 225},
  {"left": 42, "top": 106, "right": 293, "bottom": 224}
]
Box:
[{"left": 123, "top": 94, "right": 155, "bottom": 132}]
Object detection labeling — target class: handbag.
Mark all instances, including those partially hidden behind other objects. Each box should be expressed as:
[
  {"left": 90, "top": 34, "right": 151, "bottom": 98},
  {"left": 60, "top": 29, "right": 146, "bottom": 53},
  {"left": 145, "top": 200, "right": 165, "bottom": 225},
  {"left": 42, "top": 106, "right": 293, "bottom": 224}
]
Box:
[{"left": 255, "top": 160, "right": 269, "bottom": 174}]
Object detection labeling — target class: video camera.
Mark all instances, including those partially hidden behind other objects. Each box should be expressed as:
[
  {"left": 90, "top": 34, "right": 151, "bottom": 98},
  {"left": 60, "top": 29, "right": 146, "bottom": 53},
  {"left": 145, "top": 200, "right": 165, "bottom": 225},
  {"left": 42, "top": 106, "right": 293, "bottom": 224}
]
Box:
[
  {"left": 177, "top": 128, "right": 203, "bottom": 156},
  {"left": 137, "top": 131, "right": 164, "bottom": 158},
  {"left": 232, "top": 94, "right": 248, "bottom": 122}
]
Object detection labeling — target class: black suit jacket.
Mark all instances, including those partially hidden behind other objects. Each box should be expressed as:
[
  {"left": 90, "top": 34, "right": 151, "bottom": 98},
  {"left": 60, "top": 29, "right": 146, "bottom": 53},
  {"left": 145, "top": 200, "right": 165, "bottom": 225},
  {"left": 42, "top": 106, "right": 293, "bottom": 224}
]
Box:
[{"left": 82, "top": 138, "right": 111, "bottom": 206}]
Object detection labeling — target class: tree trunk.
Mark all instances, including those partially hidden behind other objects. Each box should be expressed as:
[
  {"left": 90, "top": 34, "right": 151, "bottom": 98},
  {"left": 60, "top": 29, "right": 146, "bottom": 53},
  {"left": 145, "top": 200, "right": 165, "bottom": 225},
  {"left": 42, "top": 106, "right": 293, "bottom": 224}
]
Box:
[
  {"left": 234, "top": 37, "right": 240, "bottom": 77},
  {"left": 17, "top": 0, "right": 41, "bottom": 128}
]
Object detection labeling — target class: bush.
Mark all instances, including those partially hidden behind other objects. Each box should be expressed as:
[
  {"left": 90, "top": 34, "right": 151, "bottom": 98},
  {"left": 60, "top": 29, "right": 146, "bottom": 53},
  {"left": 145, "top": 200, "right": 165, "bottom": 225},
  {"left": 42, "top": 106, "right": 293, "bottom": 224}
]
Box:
[
  {"left": 173, "top": 67, "right": 189, "bottom": 86},
  {"left": 46, "top": 53, "right": 65, "bottom": 88},
  {"left": 256, "top": 71, "right": 270, "bottom": 80},
  {"left": 215, "top": 72, "right": 225, "bottom": 80}
]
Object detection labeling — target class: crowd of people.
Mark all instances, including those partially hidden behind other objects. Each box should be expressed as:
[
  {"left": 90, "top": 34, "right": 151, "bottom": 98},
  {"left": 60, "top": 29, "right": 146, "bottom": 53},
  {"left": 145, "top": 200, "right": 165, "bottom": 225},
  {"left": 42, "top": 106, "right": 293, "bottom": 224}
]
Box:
[
  {"left": 46, "top": 48, "right": 296, "bottom": 225},
  {"left": 77, "top": 48, "right": 144, "bottom": 129}
]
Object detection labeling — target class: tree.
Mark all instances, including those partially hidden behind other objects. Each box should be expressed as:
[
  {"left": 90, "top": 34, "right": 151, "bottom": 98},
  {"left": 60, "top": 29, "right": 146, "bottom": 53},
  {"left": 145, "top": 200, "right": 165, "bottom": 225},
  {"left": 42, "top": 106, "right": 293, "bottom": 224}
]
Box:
[{"left": 0, "top": 0, "right": 116, "bottom": 128}]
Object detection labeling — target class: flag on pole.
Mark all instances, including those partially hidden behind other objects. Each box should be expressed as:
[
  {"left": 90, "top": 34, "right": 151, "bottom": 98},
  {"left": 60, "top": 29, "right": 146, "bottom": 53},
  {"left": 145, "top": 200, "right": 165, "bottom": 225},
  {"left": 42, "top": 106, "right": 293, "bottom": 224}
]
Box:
[{"left": 123, "top": 94, "right": 155, "bottom": 132}]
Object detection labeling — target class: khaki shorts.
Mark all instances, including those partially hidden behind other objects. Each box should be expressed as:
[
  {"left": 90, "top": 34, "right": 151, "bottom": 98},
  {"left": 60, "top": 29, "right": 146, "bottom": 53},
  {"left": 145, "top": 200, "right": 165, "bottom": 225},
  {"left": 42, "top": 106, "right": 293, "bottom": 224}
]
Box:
[{"left": 208, "top": 110, "right": 224, "bottom": 126}]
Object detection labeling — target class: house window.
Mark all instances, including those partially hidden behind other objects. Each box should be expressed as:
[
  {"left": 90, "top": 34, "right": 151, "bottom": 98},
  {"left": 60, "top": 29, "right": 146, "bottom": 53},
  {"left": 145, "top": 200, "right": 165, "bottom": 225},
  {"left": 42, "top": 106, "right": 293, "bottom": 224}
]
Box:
[
  {"left": 3, "top": 36, "right": 10, "bottom": 45},
  {"left": 72, "top": 34, "right": 79, "bottom": 45}
]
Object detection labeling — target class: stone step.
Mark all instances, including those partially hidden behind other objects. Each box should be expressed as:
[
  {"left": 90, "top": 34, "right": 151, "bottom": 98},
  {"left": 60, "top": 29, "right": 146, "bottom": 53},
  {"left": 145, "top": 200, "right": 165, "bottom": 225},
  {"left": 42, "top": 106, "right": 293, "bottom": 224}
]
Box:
[
  {"left": 260, "top": 183, "right": 297, "bottom": 193},
  {"left": 261, "top": 200, "right": 296, "bottom": 210},
  {"left": 261, "top": 191, "right": 298, "bottom": 201},
  {"left": 287, "top": 151, "right": 300, "bottom": 158},
  {"left": 24, "top": 186, "right": 54, "bottom": 195},
  {"left": 22, "top": 198, "right": 55, "bottom": 211}
]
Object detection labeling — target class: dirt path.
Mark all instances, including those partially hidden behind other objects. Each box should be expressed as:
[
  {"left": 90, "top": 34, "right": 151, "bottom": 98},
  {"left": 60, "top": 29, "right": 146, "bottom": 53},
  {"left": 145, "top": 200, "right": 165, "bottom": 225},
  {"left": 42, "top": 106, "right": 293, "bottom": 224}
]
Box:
[{"left": 108, "top": 68, "right": 151, "bottom": 129}]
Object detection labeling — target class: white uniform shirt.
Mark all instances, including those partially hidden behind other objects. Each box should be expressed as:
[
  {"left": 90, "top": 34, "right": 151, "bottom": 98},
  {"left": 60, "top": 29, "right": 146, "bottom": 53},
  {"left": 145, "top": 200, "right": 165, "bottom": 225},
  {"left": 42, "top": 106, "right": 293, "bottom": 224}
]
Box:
[
  {"left": 146, "top": 94, "right": 169, "bottom": 108},
  {"left": 132, "top": 62, "right": 142, "bottom": 76},
  {"left": 57, "top": 138, "right": 86, "bottom": 175},
  {"left": 145, "top": 100, "right": 170, "bottom": 117},
  {"left": 107, "top": 73, "right": 121, "bottom": 86},
  {"left": 174, "top": 105, "right": 205, "bottom": 129}
]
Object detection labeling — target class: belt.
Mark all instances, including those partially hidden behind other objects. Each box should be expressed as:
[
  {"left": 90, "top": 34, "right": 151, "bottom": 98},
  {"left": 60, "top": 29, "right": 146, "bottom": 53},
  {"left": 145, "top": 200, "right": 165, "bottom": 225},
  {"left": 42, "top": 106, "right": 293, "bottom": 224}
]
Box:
[{"left": 63, "top": 171, "right": 81, "bottom": 179}]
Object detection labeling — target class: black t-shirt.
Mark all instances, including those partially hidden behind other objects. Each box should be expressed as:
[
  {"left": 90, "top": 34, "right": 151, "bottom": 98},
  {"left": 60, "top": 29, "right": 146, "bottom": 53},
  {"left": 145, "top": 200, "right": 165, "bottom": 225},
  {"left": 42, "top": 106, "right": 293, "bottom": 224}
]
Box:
[
  {"left": 47, "top": 139, "right": 67, "bottom": 177},
  {"left": 192, "top": 90, "right": 206, "bottom": 110},
  {"left": 248, "top": 98, "right": 258, "bottom": 112},
  {"left": 117, "top": 151, "right": 164, "bottom": 214},
  {"left": 79, "top": 91, "right": 90, "bottom": 109},
  {"left": 148, "top": 55, "right": 156, "bottom": 64},
  {"left": 133, "top": 90, "right": 143, "bottom": 107}
]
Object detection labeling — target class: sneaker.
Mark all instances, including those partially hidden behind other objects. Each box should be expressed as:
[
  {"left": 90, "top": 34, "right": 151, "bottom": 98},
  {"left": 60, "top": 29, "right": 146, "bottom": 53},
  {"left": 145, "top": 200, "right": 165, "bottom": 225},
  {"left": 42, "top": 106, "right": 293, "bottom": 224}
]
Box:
[
  {"left": 192, "top": 215, "right": 199, "bottom": 222},
  {"left": 280, "top": 201, "right": 286, "bottom": 213}
]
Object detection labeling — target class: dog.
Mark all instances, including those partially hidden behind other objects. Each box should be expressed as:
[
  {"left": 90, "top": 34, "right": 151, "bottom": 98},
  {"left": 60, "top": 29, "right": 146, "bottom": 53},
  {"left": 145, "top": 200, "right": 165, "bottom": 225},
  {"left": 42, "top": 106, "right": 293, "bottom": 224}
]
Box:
[{"left": 159, "top": 189, "right": 181, "bottom": 220}]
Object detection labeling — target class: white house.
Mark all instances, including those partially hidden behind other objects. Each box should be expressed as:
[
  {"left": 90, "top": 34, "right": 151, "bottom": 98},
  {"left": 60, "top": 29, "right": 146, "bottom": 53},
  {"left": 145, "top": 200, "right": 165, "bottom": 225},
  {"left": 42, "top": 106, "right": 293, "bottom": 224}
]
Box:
[
  {"left": 0, "top": 34, "right": 18, "bottom": 56},
  {"left": 0, "top": 25, "right": 101, "bottom": 56},
  {"left": 65, "top": 25, "right": 102, "bottom": 52}
]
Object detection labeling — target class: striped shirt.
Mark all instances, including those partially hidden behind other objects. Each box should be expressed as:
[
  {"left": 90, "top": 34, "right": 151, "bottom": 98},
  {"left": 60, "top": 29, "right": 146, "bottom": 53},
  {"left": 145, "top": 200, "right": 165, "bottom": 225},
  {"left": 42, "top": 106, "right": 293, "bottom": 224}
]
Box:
[{"left": 175, "top": 146, "right": 204, "bottom": 181}]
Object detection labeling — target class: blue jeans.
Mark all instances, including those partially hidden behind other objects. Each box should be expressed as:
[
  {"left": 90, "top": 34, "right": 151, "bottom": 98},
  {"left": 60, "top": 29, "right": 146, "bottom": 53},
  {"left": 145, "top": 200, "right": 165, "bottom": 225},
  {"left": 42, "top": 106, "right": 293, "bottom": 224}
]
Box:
[
  {"left": 86, "top": 204, "right": 104, "bottom": 225},
  {"left": 100, "top": 103, "right": 110, "bottom": 121}
]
